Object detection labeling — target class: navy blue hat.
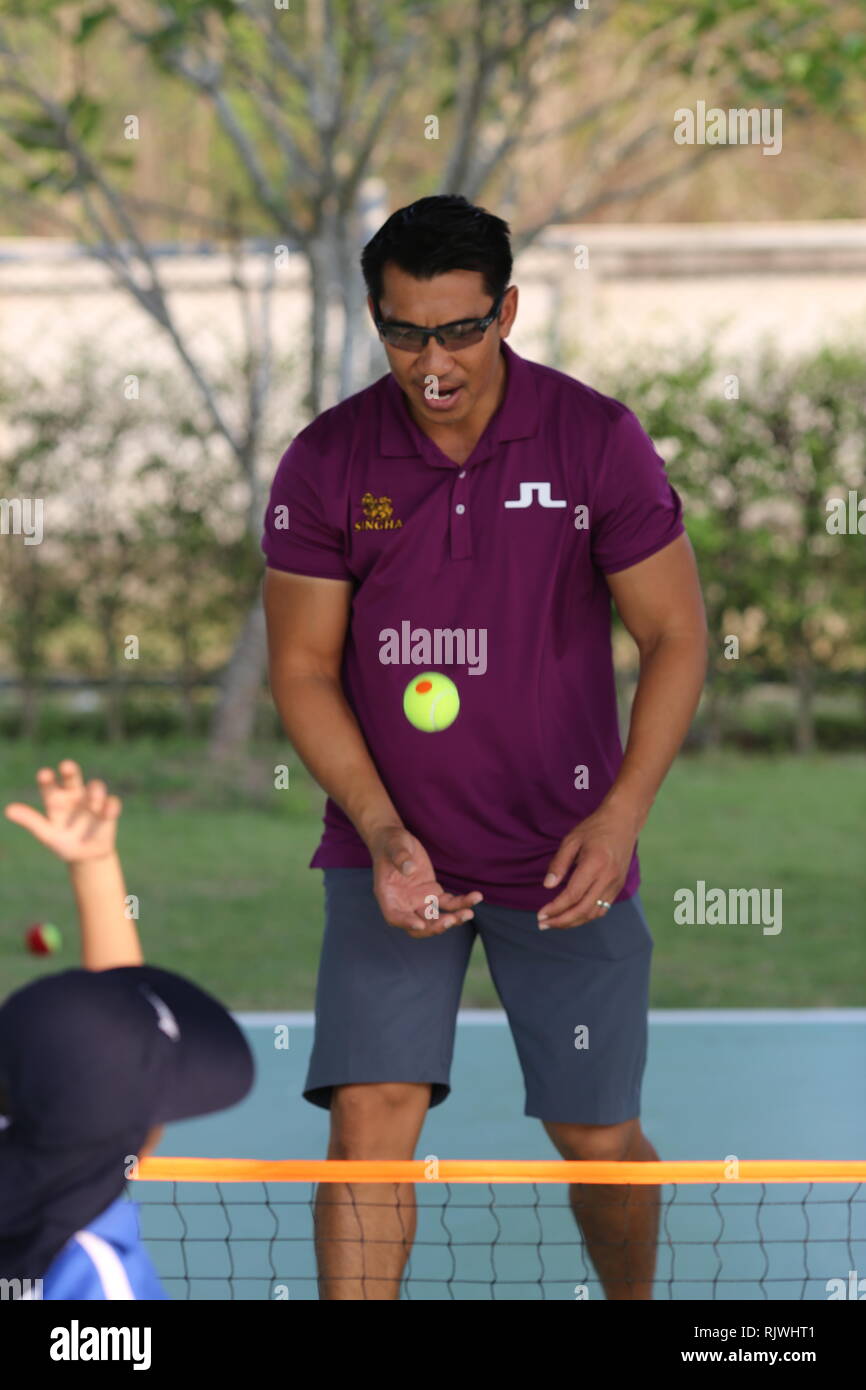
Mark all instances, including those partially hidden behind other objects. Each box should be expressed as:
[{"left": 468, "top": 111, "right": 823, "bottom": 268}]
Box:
[{"left": 0, "top": 965, "right": 255, "bottom": 1287}]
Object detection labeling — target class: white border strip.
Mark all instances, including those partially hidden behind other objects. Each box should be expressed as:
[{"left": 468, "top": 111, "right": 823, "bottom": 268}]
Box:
[
  {"left": 235, "top": 1009, "right": 866, "bottom": 1028},
  {"left": 647, "top": 1009, "right": 866, "bottom": 1024}
]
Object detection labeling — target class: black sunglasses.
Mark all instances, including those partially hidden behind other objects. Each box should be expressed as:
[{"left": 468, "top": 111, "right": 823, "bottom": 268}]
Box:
[{"left": 374, "top": 290, "right": 506, "bottom": 352}]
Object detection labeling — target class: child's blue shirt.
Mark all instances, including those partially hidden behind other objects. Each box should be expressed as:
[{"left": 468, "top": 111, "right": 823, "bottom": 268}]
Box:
[{"left": 41, "top": 1195, "right": 168, "bottom": 1300}]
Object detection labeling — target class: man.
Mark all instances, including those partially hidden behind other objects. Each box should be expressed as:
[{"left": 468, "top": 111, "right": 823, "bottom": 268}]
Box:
[{"left": 261, "top": 194, "right": 707, "bottom": 1300}]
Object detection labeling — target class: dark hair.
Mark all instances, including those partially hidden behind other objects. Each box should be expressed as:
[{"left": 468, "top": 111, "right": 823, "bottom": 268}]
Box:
[{"left": 361, "top": 194, "right": 512, "bottom": 309}]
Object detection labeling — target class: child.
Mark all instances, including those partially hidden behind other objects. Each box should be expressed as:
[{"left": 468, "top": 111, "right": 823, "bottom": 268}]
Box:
[{"left": 0, "top": 759, "right": 255, "bottom": 1299}]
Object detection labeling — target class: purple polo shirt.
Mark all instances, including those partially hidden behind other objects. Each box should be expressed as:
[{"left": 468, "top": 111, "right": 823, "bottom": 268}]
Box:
[{"left": 261, "top": 341, "right": 684, "bottom": 911}]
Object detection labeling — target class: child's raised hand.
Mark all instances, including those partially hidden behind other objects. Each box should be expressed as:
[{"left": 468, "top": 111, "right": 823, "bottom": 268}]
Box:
[{"left": 4, "top": 759, "right": 121, "bottom": 863}]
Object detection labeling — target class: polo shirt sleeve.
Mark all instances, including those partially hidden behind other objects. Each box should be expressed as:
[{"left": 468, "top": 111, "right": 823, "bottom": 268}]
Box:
[
  {"left": 261, "top": 437, "right": 352, "bottom": 581},
  {"left": 590, "top": 407, "right": 685, "bottom": 575}
]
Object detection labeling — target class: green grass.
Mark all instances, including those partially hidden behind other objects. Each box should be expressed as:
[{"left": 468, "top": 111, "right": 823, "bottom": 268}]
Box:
[
  {"left": 640, "top": 752, "right": 866, "bottom": 1007},
  {"left": 1, "top": 738, "right": 864, "bottom": 1008}
]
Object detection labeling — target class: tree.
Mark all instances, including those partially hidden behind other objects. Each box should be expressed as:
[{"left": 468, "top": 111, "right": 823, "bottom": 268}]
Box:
[
  {"left": 0, "top": 381, "right": 78, "bottom": 738},
  {"left": 602, "top": 339, "right": 866, "bottom": 752}
]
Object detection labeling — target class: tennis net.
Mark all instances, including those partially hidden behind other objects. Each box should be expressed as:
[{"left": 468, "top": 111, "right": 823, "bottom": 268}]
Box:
[{"left": 133, "top": 1158, "right": 866, "bottom": 1301}]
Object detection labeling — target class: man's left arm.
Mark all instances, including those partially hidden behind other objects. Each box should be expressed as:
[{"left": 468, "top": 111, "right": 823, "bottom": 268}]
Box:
[{"left": 539, "top": 533, "right": 708, "bottom": 928}]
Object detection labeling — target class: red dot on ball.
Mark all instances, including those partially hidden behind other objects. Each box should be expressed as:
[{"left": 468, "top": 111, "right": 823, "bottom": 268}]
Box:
[{"left": 416, "top": 680, "right": 432, "bottom": 694}]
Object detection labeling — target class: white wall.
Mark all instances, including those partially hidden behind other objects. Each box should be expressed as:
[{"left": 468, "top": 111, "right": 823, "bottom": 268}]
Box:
[{"left": 2, "top": 221, "right": 865, "bottom": 433}]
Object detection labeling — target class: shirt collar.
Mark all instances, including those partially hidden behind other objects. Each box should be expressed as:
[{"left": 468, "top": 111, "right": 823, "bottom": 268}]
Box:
[{"left": 380, "top": 340, "right": 539, "bottom": 464}]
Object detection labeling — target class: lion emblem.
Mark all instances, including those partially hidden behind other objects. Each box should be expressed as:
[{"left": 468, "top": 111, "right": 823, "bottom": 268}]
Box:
[{"left": 361, "top": 492, "right": 394, "bottom": 522}]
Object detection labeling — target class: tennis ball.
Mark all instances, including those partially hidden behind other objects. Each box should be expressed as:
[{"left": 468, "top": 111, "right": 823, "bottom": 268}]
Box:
[
  {"left": 403, "top": 672, "right": 460, "bottom": 732},
  {"left": 25, "top": 922, "right": 62, "bottom": 955}
]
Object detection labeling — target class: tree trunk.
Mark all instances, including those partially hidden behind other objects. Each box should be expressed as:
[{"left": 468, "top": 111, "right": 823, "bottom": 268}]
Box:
[
  {"left": 792, "top": 647, "right": 816, "bottom": 754},
  {"left": 105, "top": 665, "right": 124, "bottom": 743},
  {"left": 207, "top": 595, "right": 268, "bottom": 763},
  {"left": 545, "top": 278, "right": 564, "bottom": 370},
  {"left": 208, "top": 234, "right": 336, "bottom": 762},
  {"left": 307, "top": 230, "right": 335, "bottom": 417},
  {"left": 179, "top": 644, "right": 196, "bottom": 736},
  {"left": 102, "top": 617, "right": 124, "bottom": 743},
  {"left": 175, "top": 602, "right": 199, "bottom": 736},
  {"left": 339, "top": 181, "right": 387, "bottom": 398},
  {"left": 704, "top": 688, "right": 724, "bottom": 750},
  {"left": 20, "top": 676, "right": 40, "bottom": 740}
]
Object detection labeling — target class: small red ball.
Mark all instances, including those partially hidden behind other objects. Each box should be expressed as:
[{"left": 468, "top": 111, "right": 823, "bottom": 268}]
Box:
[{"left": 25, "top": 923, "right": 62, "bottom": 955}]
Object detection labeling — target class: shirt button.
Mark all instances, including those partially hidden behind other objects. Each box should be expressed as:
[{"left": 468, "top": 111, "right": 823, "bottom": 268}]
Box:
[
  {"left": 455, "top": 503, "right": 466, "bottom": 515},
  {"left": 458, "top": 470, "right": 466, "bottom": 478}
]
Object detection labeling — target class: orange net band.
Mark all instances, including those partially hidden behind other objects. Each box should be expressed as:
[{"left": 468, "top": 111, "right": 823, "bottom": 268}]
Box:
[{"left": 135, "top": 1157, "right": 866, "bottom": 1185}]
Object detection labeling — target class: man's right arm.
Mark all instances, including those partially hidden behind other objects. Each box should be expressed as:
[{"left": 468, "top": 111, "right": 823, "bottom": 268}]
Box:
[
  {"left": 262, "top": 567, "right": 405, "bottom": 851},
  {"left": 262, "top": 566, "right": 482, "bottom": 935}
]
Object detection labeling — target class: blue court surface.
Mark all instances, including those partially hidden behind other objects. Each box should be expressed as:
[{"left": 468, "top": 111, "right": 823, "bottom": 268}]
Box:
[{"left": 137, "top": 1011, "right": 866, "bottom": 1301}]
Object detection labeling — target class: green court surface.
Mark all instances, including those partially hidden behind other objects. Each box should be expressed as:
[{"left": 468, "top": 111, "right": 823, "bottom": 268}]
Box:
[{"left": 136, "top": 1011, "right": 866, "bottom": 1300}]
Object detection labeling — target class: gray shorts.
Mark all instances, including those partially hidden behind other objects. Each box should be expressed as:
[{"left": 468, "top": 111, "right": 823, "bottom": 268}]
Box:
[{"left": 304, "top": 867, "right": 653, "bottom": 1125}]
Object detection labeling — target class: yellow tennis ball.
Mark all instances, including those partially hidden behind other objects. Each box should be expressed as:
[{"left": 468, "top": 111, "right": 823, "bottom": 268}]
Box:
[{"left": 403, "top": 672, "right": 460, "bottom": 732}]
